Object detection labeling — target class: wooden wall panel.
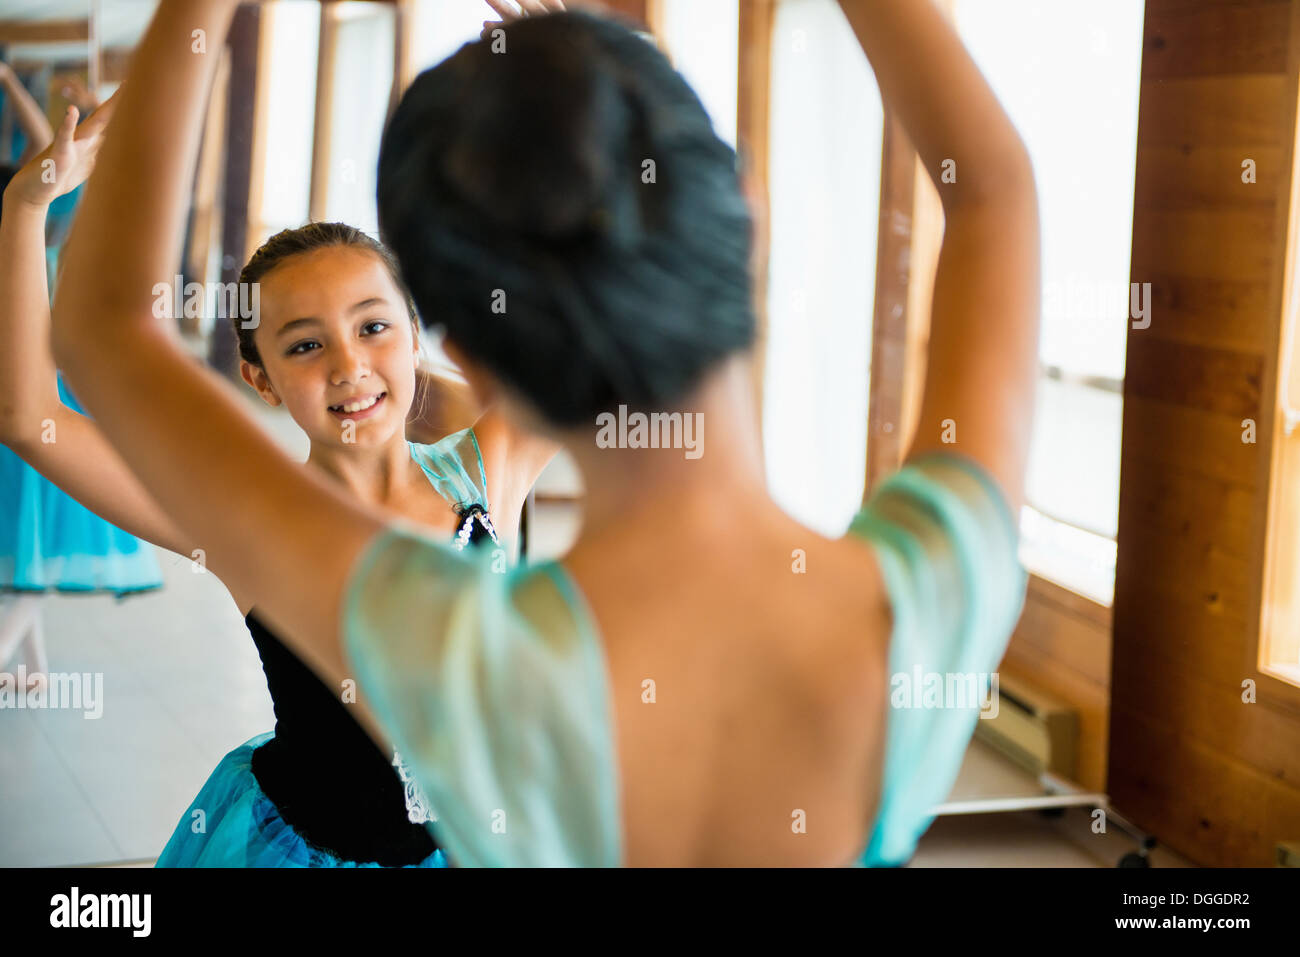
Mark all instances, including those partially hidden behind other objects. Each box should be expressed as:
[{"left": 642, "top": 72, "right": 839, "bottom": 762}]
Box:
[
  {"left": 998, "top": 574, "right": 1112, "bottom": 790},
  {"left": 1009, "top": 583, "right": 1112, "bottom": 688},
  {"left": 1001, "top": 645, "right": 1110, "bottom": 793},
  {"left": 1130, "top": 205, "right": 1278, "bottom": 281},
  {"left": 1110, "top": 0, "right": 1300, "bottom": 866},
  {"left": 1122, "top": 397, "right": 1261, "bottom": 486},
  {"left": 1138, "top": 274, "right": 1274, "bottom": 353},
  {"left": 1000, "top": 578, "right": 1112, "bottom": 792},
  {"left": 1135, "top": 146, "right": 1282, "bottom": 207},
  {"left": 1124, "top": 338, "right": 1262, "bottom": 418},
  {"left": 1110, "top": 702, "right": 1300, "bottom": 864},
  {"left": 0, "top": 20, "right": 88, "bottom": 44},
  {"left": 1117, "top": 462, "right": 1256, "bottom": 561},
  {"left": 1131, "top": 75, "right": 1287, "bottom": 147},
  {"left": 1142, "top": 0, "right": 1289, "bottom": 78}
]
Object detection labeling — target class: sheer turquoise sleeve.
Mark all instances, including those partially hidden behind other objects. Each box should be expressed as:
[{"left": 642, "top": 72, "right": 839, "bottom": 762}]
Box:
[
  {"left": 848, "top": 451, "right": 1028, "bottom": 866},
  {"left": 408, "top": 427, "right": 490, "bottom": 509},
  {"left": 342, "top": 526, "right": 622, "bottom": 867}
]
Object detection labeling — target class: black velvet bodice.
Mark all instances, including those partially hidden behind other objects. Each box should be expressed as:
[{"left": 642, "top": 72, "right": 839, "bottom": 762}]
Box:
[{"left": 246, "top": 502, "right": 499, "bottom": 865}]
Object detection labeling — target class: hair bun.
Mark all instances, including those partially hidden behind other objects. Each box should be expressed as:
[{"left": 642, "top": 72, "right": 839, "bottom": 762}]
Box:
[{"left": 378, "top": 11, "right": 755, "bottom": 427}]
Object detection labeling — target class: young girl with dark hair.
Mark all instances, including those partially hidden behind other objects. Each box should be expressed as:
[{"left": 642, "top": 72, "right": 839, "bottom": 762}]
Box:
[
  {"left": 52, "top": 0, "right": 1040, "bottom": 866},
  {"left": 1, "top": 99, "right": 557, "bottom": 866}
]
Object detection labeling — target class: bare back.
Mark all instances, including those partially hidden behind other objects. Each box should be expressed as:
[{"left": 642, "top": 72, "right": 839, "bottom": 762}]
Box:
[{"left": 563, "top": 505, "right": 892, "bottom": 866}]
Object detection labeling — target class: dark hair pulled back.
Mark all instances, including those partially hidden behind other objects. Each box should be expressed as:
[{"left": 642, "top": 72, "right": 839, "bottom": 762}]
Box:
[{"left": 377, "top": 11, "right": 755, "bottom": 428}]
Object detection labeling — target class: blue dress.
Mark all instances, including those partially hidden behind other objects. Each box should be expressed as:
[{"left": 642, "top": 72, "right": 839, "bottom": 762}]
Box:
[
  {"left": 0, "top": 128, "right": 157, "bottom": 598},
  {"left": 0, "top": 376, "right": 162, "bottom": 596},
  {"left": 342, "top": 448, "right": 1029, "bottom": 866},
  {"left": 156, "top": 430, "right": 496, "bottom": 867}
]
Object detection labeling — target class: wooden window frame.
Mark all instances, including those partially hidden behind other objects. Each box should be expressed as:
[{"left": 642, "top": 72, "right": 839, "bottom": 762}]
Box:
[
  {"left": 738, "top": 0, "right": 774, "bottom": 432},
  {"left": 1257, "top": 0, "right": 1300, "bottom": 696}
]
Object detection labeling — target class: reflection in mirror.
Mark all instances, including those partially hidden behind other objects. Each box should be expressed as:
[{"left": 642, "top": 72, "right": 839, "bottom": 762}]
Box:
[{"left": 0, "top": 0, "right": 569, "bottom": 870}]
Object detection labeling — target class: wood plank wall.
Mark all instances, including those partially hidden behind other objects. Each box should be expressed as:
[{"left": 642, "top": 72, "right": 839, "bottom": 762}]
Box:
[
  {"left": 1110, "top": 0, "right": 1300, "bottom": 866},
  {"left": 1001, "top": 580, "right": 1112, "bottom": 794}
]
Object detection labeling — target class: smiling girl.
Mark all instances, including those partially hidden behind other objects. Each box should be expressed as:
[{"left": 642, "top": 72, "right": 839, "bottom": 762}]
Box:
[{"left": 1, "top": 102, "right": 556, "bottom": 866}]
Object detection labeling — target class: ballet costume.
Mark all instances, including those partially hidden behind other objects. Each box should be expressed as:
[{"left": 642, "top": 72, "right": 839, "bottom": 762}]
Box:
[
  {"left": 0, "top": 151, "right": 159, "bottom": 601},
  {"left": 0, "top": 376, "right": 164, "bottom": 597},
  {"left": 344, "top": 449, "right": 1029, "bottom": 866},
  {"left": 156, "top": 428, "right": 499, "bottom": 867},
  {"left": 0, "top": 374, "right": 164, "bottom": 676}
]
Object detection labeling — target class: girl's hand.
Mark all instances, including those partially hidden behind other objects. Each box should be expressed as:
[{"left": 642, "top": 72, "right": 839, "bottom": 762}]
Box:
[
  {"left": 480, "top": 0, "right": 566, "bottom": 40},
  {"left": 54, "top": 73, "right": 102, "bottom": 114},
  {"left": 4, "top": 91, "right": 118, "bottom": 210}
]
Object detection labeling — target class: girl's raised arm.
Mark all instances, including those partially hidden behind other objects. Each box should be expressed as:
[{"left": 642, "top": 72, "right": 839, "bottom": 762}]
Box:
[
  {"left": 838, "top": 0, "right": 1041, "bottom": 514},
  {"left": 0, "top": 102, "right": 194, "bottom": 559},
  {"left": 51, "top": 0, "right": 379, "bottom": 684},
  {"left": 407, "top": 366, "right": 484, "bottom": 444},
  {"left": 0, "top": 63, "right": 55, "bottom": 163}
]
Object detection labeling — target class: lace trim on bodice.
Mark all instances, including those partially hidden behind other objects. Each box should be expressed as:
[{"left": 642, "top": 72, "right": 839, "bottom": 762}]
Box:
[{"left": 393, "top": 502, "right": 501, "bottom": 824}]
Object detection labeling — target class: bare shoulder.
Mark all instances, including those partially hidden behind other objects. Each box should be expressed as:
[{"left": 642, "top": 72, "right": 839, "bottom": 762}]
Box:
[
  {"left": 558, "top": 502, "right": 893, "bottom": 739},
  {"left": 763, "top": 527, "right": 893, "bottom": 689}
]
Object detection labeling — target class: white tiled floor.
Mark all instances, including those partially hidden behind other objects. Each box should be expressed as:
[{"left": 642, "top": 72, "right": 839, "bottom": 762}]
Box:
[
  {"left": 0, "top": 549, "right": 273, "bottom": 866},
  {"left": 0, "top": 397, "right": 294, "bottom": 866}
]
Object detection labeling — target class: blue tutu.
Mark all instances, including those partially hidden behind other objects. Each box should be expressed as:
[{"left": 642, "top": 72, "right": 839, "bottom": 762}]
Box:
[
  {"left": 156, "top": 732, "right": 450, "bottom": 868},
  {"left": 0, "top": 376, "right": 162, "bottom": 596}
]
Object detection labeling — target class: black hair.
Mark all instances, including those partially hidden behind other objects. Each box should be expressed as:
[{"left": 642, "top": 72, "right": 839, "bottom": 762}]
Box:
[
  {"left": 377, "top": 10, "right": 755, "bottom": 428},
  {"left": 234, "top": 221, "right": 415, "bottom": 367}
]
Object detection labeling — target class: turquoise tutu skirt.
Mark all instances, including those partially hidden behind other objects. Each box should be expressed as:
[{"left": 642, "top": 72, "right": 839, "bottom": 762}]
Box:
[
  {"left": 0, "top": 377, "right": 162, "bottom": 596},
  {"left": 156, "top": 732, "right": 450, "bottom": 868}
]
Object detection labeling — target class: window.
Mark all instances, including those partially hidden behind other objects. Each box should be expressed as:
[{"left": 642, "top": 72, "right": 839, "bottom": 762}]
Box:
[
  {"left": 254, "top": 1, "right": 319, "bottom": 245},
  {"left": 657, "top": 0, "right": 740, "bottom": 149},
  {"left": 409, "top": 0, "right": 495, "bottom": 73},
  {"left": 953, "top": 0, "right": 1146, "bottom": 604},
  {"left": 763, "top": 0, "right": 881, "bottom": 537},
  {"left": 1260, "top": 71, "right": 1300, "bottom": 684},
  {"left": 317, "top": 2, "right": 395, "bottom": 239}
]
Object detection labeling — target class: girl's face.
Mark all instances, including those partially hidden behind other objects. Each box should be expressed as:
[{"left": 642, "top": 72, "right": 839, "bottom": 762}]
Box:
[{"left": 241, "top": 245, "right": 419, "bottom": 451}]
